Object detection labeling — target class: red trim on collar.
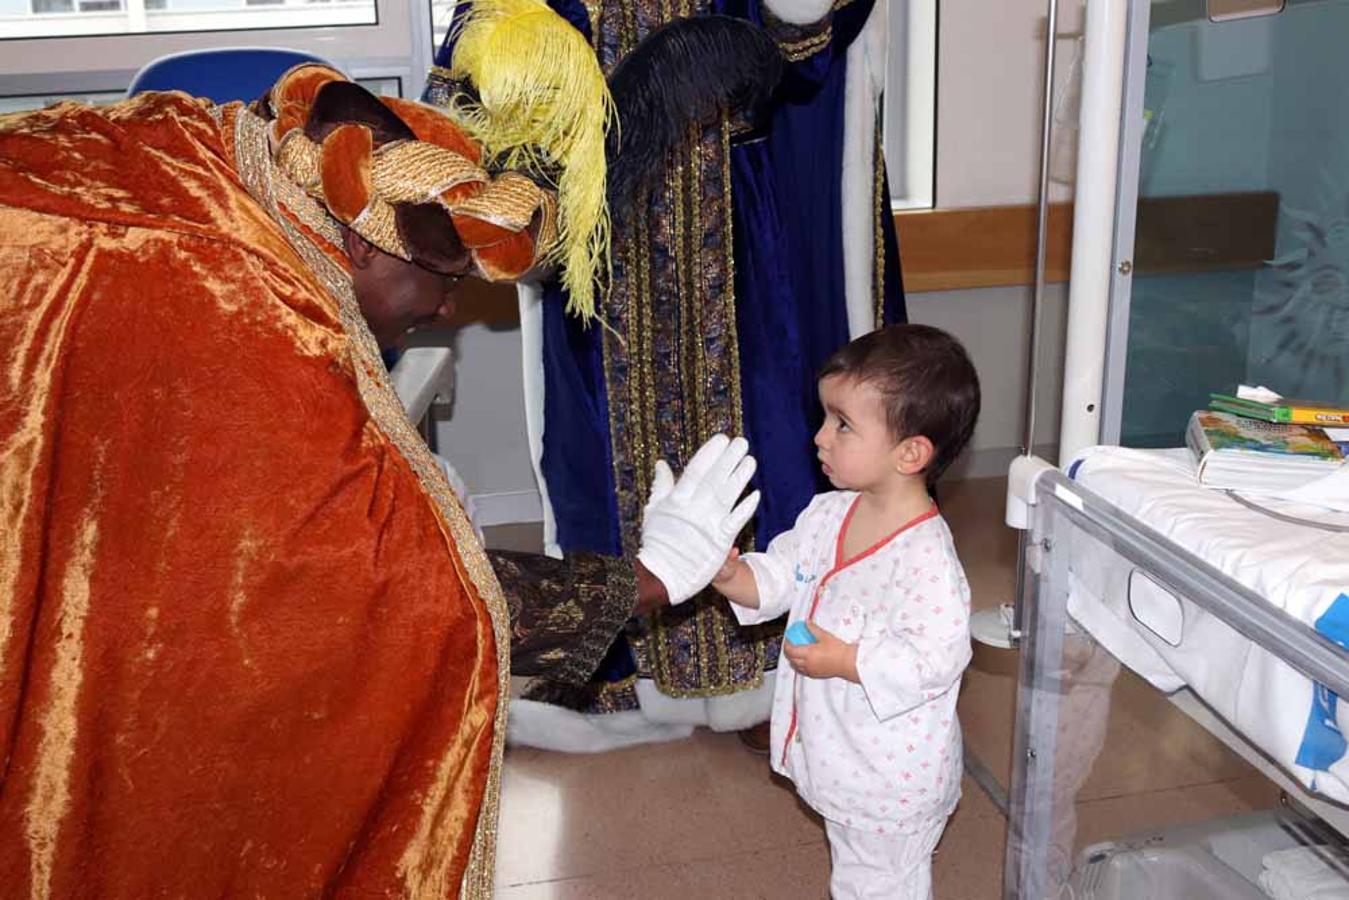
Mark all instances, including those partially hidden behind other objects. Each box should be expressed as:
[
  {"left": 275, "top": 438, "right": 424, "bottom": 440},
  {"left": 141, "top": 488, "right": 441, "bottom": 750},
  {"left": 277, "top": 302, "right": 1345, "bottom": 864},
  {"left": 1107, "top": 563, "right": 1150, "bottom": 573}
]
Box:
[{"left": 833, "top": 497, "right": 940, "bottom": 572}]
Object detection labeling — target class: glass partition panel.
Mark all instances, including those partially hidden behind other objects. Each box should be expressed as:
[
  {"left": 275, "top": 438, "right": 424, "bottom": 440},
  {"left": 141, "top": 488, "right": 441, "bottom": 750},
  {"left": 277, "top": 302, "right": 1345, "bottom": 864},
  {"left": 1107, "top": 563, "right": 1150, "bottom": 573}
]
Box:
[{"left": 1118, "top": 0, "right": 1349, "bottom": 447}]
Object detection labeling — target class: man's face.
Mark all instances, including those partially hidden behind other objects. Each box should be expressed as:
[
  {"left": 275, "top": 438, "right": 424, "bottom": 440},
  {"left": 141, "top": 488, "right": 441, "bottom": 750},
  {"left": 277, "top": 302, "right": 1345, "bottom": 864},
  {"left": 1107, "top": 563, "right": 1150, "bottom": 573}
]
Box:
[{"left": 346, "top": 231, "right": 464, "bottom": 349}]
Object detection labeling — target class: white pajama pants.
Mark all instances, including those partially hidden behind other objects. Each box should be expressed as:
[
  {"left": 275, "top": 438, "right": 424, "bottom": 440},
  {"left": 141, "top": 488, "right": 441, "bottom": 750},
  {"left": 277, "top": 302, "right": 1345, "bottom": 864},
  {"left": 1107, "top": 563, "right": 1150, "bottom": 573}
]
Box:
[{"left": 825, "top": 816, "right": 948, "bottom": 900}]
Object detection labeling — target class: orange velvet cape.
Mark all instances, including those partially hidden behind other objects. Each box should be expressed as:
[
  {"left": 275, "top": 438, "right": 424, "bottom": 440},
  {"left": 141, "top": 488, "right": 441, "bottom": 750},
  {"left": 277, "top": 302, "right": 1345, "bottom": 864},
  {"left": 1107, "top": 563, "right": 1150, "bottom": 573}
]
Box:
[{"left": 0, "top": 92, "right": 507, "bottom": 897}]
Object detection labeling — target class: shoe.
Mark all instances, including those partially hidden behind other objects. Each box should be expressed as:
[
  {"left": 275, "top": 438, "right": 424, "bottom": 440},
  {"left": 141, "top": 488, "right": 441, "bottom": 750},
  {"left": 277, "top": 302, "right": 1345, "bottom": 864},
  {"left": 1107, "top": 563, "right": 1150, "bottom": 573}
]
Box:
[{"left": 738, "top": 721, "right": 771, "bottom": 754}]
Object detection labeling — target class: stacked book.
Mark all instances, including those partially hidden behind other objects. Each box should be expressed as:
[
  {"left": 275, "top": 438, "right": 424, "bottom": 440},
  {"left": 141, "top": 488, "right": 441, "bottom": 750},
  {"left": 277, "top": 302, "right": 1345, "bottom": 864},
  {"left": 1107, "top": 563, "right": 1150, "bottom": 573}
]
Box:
[
  {"left": 1209, "top": 393, "right": 1349, "bottom": 427},
  {"left": 1187, "top": 400, "right": 1348, "bottom": 493}
]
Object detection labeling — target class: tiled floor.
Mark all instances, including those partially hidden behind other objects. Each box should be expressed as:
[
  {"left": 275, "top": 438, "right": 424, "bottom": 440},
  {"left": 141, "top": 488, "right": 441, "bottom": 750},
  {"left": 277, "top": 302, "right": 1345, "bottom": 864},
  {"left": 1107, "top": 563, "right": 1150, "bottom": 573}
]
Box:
[{"left": 484, "top": 476, "right": 1280, "bottom": 898}]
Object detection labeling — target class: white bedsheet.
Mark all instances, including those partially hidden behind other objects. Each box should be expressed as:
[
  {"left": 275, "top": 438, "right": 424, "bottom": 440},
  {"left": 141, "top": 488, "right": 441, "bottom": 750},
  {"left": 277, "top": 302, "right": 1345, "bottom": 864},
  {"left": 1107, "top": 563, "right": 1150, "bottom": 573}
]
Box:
[{"left": 1062, "top": 446, "right": 1349, "bottom": 803}]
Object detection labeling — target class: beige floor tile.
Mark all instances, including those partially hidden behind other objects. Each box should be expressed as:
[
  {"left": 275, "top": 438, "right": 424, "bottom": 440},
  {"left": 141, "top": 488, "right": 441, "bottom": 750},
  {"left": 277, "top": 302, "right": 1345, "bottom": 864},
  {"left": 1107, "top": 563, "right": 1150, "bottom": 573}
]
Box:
[
  {"left": 495, "top": 843, "right": 832, "bottom": 899},
  {"left": 958, "top": 639, "right": 1263, "bottom": 801},
  {"left": 1074, "top": 669, "right": 1256, "bottom": 801},
  {"left": 937, "top": 477, "right": 1019, "bottom": 613},
  {"left": 497, "top": 775, "right": 1005, "bottom": 899},
  {"left": 958, "top": 643, "right": 1019, "bottom": 786},
  {"left": 934, "top": 777, "right": 1009, "bottom": 900},
  {"left": 1072, "top": 775, "right": 1281, "bottom": 854},
  {"left": 495, "top": 729, "right": 827, "bottom": 888}
]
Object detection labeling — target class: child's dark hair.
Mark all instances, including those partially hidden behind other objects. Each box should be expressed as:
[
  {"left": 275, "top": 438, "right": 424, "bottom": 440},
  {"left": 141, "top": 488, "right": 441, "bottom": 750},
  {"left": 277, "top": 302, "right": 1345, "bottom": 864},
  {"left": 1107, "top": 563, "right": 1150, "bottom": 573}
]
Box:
[{"left": 819, "top": 324, "right": 981, "bottom": 487}]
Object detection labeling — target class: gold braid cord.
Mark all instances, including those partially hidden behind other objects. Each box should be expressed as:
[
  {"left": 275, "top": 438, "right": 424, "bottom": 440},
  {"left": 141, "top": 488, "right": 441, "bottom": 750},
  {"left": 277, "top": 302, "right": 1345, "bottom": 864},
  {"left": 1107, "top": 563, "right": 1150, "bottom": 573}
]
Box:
[{"left": 269, "top": 63, "right": 558, "bottom": 285}]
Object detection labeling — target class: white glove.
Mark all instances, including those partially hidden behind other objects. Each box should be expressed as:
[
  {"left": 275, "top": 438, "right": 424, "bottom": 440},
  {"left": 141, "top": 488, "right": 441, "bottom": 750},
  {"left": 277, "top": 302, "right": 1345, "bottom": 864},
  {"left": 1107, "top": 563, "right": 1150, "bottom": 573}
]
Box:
[{"left": 637, "top": 434, "right": 761, "bottom": 606}]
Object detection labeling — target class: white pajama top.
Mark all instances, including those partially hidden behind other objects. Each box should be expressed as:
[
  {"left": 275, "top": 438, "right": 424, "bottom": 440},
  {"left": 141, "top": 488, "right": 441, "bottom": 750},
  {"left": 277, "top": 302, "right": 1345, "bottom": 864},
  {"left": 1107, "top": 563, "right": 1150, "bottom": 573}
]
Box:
[{"left": 733, "top": 491, "right": 973, "bottom": 834}]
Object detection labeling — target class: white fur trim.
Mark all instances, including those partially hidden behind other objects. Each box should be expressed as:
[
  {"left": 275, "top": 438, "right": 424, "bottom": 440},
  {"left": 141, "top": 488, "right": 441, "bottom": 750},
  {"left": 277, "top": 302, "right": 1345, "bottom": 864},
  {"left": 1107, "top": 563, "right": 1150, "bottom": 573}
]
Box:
[
  {"left": 634, "top": 672, "right": 776, "bottom": 732},
  {"left": 516, "top": 282, "right": 562, "bottom": 558},
  {"left": 505, "top": 671, "right": 776, "bottom": 751},
  {"left": 506, "top": 698, "right": 695, "bottom": 753},
  {"left": 763, "top": 0, "right": 835, "bottom": 26},
  {"left": 842, "top": 0, "right": 890, "bottom": 339}
]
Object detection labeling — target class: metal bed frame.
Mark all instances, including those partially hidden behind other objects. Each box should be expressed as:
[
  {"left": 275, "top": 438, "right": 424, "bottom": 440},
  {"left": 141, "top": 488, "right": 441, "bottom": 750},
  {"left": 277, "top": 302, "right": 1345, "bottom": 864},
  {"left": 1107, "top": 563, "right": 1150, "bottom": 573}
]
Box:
[{"left": 1005, "top": 465, "right": 1349, "bottom": 898}]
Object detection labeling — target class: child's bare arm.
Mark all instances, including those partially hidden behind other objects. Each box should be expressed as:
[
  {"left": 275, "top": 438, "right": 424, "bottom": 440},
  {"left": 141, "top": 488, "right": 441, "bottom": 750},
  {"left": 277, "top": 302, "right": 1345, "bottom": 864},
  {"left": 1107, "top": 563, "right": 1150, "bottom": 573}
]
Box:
[{"left": 711, "top": 548, "right": 761, "bottom": 608}]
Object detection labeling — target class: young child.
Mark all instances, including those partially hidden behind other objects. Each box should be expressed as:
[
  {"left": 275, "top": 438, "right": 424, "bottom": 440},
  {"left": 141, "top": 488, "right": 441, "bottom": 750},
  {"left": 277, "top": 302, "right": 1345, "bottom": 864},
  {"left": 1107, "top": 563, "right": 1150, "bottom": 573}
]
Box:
[{"left": 713, "top": 323, "right": 981, "bottom": 900}]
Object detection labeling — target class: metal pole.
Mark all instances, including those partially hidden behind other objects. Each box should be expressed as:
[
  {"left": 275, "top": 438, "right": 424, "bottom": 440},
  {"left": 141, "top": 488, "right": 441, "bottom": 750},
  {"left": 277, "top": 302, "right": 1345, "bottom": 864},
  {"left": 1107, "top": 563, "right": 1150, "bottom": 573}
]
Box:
[
  {"left": 1023, "top": 0, "right": 1061, "bottom": 460},
  {"left": 1009, "top": 0, "right": 1062, "bottom": 646}
]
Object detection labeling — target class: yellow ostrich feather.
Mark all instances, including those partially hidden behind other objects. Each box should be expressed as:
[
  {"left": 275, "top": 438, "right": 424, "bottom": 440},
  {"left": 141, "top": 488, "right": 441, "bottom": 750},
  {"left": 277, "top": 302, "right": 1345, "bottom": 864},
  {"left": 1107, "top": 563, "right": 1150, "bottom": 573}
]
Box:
[{"left": 449, "top": 0, "right": 614, "bottom": 320}]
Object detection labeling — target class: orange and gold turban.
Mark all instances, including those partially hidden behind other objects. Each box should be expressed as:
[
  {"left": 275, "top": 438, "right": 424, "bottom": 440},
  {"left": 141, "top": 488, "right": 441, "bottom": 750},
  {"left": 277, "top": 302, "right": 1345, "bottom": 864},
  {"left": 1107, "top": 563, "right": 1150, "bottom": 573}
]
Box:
[{"left": 264, "top": 64, "right": 559, "bottom": 286}]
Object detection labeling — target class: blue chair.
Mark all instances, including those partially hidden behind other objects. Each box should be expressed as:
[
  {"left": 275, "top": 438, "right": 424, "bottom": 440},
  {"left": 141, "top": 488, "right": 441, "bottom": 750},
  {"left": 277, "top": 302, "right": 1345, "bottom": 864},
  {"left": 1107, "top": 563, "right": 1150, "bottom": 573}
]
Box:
[{"left": 126, "top": 47, "right": 336, "bottom": 105}]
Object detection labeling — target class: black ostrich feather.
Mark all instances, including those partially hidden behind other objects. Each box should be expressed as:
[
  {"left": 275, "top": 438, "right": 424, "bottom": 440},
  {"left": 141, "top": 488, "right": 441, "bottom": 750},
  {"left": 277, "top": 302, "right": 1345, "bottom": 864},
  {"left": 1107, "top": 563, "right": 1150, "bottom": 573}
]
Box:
[{"left": 605, "top": 16, "right": 783, "bottom": 223}]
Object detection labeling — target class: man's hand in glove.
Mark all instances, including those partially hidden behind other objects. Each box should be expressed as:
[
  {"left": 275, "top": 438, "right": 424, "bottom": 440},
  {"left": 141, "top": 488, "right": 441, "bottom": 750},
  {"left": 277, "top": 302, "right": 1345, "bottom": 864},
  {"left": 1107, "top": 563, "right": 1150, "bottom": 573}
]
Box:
[{"left": 637, "top": 434, "right": 760, "bottom": 606}]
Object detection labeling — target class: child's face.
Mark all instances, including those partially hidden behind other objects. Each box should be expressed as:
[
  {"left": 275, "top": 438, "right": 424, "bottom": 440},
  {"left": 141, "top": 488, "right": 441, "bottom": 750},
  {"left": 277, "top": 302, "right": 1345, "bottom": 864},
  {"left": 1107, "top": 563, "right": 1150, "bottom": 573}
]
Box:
[{"left": 814, "top": 374, "right": 905, "bottom": 492}]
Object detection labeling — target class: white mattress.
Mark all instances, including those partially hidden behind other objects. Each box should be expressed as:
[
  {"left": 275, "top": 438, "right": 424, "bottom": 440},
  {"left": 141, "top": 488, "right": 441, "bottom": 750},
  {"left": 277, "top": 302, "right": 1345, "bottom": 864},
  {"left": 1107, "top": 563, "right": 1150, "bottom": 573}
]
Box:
[{"left": 1062, "top": 446, "right": 1349, "bottom": 804}]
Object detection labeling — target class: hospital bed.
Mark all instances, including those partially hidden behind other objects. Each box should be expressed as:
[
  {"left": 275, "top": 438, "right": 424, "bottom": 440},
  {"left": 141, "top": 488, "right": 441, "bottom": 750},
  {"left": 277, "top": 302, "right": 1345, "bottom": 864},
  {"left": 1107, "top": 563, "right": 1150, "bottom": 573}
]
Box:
[{"left": 1004, "top": 449, "right": 1349, "bottom": 899}]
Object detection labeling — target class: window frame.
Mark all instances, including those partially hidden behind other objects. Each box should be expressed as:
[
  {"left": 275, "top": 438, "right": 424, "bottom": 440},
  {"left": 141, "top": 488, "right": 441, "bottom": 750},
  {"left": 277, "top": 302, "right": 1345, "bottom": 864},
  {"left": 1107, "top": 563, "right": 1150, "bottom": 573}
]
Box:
[
  {"left": 884, "top": 0, "right": 937, "bottom": 211},
  {"left": 0, "top": 0, "right": 434, "bottom": 102}
]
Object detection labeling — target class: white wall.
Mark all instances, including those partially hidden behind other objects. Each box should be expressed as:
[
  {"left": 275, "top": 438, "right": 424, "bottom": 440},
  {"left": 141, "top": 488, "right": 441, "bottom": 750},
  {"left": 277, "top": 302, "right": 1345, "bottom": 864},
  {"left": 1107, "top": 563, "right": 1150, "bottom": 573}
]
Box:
[
  {"left": 936, "top": 0, "right": 1085, "bottom": 207},
  {"left": 909, "top": 284, "right": 1067, "bottom": 478},
  {"left": 427, "top": 299, "right": 539, "bottom": 526}
]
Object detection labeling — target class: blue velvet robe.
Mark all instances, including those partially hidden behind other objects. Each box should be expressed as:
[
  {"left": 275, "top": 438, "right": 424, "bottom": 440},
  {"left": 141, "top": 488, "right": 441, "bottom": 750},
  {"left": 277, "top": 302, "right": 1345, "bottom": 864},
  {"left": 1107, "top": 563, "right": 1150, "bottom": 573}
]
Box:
[{"left": 430, "top": 0, "right": 906, "bottom": 705}]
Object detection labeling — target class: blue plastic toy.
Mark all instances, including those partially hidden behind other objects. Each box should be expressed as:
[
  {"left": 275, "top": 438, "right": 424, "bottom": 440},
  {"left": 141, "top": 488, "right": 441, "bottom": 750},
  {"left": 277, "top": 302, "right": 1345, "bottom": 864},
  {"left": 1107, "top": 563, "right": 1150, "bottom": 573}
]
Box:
[{"left": 785, "top": 621, "right": 817, "bottom": 646}]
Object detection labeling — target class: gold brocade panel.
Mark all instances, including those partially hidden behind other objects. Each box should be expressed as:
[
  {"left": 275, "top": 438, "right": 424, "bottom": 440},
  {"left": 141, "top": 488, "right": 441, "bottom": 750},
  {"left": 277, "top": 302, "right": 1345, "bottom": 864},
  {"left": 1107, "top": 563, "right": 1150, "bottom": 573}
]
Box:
[{"left": 595, "top": 0, "right": 776, "bottom": 700}]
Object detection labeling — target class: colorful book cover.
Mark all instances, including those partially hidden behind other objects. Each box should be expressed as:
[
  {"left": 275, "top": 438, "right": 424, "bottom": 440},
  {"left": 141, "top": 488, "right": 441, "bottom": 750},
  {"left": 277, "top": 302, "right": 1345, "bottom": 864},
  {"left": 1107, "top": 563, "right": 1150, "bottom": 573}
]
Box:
[
  {"left": 1210, "top": 393, "right": 1349, "bottom": 426},
  {"left": 1191, "top": 410, "right": 1344, "bottom": 461}
]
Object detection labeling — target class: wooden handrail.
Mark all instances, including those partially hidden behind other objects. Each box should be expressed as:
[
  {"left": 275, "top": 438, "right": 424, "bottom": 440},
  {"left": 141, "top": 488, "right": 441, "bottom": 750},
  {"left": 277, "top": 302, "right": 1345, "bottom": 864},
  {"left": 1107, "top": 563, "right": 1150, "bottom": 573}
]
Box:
[{"left": 447, "top": 191, "right": 1282, "bottom": 325}]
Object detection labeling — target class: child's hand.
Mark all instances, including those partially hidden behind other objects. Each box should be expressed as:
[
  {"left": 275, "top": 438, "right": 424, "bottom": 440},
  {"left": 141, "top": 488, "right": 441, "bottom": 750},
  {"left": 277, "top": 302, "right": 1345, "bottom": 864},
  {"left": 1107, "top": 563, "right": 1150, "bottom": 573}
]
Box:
[
  {"left": 712, "top": 547, "right": 741, "bottom": 585},
  {"left": 783, "top": 623, "right": 860, "bottom": 683}
]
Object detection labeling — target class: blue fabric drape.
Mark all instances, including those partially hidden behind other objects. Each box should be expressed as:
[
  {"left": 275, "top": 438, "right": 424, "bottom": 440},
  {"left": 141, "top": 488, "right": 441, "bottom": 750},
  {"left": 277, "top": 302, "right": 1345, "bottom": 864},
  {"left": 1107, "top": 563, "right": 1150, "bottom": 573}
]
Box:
[{"left": 542, "top": 281, "right": 622, "bottom": 554}]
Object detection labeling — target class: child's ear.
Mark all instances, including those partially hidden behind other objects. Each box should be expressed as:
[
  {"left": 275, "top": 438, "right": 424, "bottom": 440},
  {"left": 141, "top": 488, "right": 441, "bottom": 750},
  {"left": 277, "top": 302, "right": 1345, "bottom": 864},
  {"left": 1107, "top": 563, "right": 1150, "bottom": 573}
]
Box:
[{"left": 894, "top": 435, "right": 935, "bottom": 476}]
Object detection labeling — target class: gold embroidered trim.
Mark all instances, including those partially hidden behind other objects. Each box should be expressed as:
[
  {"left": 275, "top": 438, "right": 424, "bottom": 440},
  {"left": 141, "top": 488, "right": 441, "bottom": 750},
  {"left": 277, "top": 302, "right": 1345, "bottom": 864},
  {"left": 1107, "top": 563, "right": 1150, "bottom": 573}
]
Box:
[
  {"left": 230, "top": 106, "right": 509, "bottom": 900},
  {"left": 579, "top": 0, "right": 602, "bottom": 47},
  {"left": 647, "top": 139, "right": 685, "bottom": 696},
  {"left": 872, "top": 110, "right": 886, "bottom": 328},
  {"left": 635, "top": 189, "right": 655, "bottom": 501},
  {"left": 690, "top": 125, "right": 725, "bottom": 695},
  {"left": 688, "top": 122, "right": 708, "bottom": 442},
  {"left": 779, "top": 28, "right": 831, "bottom": 62},
  {"left": 584, "top": 672, "right": 639, "bottom": 713},
  {"left": 596, "top": 0, "right": 772, "bottom": 701},
  {"left": 645, "top": 113, "right": 763, "bottom": 700}
]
